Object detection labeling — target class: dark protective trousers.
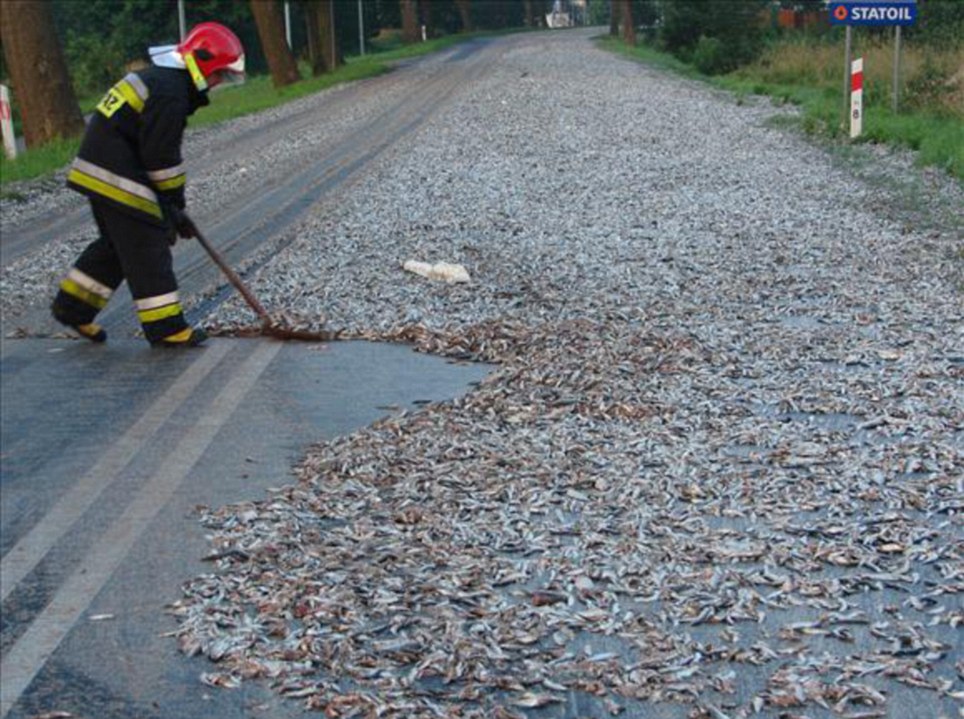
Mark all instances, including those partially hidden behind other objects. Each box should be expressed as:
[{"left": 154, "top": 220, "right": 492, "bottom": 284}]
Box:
[{"left": 51, "top": 200, "right": 190, "bottom": 343}]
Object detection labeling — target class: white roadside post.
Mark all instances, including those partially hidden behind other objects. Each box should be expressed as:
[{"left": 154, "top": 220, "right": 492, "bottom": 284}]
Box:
[
  {"left": 285, "top": 0, "right": 292, "bottom": 49},
  {"left": 178, "top": 0, "right": 186, "bottom": 40},
  {"left": 0, "top": 84, "right": 16, "bottom": 160},
  {"left": 358, "top": 0, "right": 365, "bottom": 55},
  {"left": 850, "top": 57, "right": 864, "bottom": 139},
  {"left": 842, "top": 24, "right": 852, "bottom": 130}
]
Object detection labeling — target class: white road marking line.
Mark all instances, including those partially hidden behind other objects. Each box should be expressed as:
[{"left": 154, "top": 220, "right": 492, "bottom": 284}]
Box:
[
  {"left": 0, "top": 340, "right": 281, "bottom": 719},
  {"left": 0, "top": 342, "right": 232, "bottom": 603}
]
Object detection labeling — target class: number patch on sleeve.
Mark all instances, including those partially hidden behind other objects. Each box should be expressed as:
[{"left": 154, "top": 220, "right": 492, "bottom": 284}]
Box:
[{"left": 96, "top": 88, "right": 126, "bottom": 118}]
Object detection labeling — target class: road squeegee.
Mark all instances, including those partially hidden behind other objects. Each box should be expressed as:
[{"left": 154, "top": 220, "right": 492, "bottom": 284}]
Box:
[{"left": 186, "top": 215, "right": 335, "bottom": 342}]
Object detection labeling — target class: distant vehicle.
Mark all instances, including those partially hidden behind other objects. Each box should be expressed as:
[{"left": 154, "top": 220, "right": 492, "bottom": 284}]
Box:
[
  {"left": 546, "top": 10, "right": 572, "bottom": 28},
  {"left": 547, "top": 0, "right": 586, "bottom": 28}
]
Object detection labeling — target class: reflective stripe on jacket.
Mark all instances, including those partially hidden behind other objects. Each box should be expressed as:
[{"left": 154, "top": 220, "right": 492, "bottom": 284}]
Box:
[{"left": 67, "top": 66, "right": 207, "bottom": 225}]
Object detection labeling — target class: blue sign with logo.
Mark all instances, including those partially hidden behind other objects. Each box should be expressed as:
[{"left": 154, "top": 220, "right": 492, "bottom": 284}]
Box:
[{"left": 829, "top": 2, "right": 917, "bottom": 26}]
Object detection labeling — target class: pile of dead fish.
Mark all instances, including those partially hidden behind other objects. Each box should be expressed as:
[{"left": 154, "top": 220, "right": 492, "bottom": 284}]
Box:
[
  {"left": 169, "top": 321, "right": 962, "bottom": 716},
  {"left": 169, "top": 30, "right": 961, "bottom": 719},
  {"left": 4, "top": 26, "right": 958, "bottom": 719}
]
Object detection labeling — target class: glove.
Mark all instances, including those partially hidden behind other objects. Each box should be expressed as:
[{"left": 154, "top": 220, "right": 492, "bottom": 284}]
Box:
[{"left": 171, "top": 207, "right": 197, "bottom": 240}]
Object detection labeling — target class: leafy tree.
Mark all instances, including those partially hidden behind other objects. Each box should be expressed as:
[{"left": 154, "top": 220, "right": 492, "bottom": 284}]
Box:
[
  {"left": 601, "top": 0, "right": 655, "bottom": 36},
  {"left": 471, "top": 1, "right": 526, "bottom": 29},
  {"left": 329, "top": 0, "right": 378, "bottom": 56},
  {"left": 45, "top": 0, "right": 267, "bottom": 98},
  {"left": 377, "top": 0, "right": 401, "bottom": 29},
  {"left": 635, "top": 0, "right": 659, "bottom": 27},
  {"left": 586, "top": 0, "right": 608, "bottom": 26},
  {"left": 911, "top": 0, "right": 964, "bottom": 48},
  {"left": 658, "top": 0, "right": 769, "bottom": 74},
  {"left": 51, "top": 0, "right": 177, "bottom": 97},
  {"left": 1, "top": 0, "right": 84, "bottom": 146},
  {"left": 776, "top": 0, "right": 823, "bottom": 10}
]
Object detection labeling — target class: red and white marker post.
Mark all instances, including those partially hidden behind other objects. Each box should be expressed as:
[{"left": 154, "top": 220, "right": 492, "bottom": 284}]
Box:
[
  {"left": 0, "top": 84, "right": 16, "bottom": 159},
  {"left": 850, "top": 57, "right": 863, "bottom": 139}
]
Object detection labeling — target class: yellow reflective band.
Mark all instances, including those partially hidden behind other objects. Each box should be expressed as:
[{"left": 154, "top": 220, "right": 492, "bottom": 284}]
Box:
[
  {"left": 68, "top": 168, "right": 163, "bottom": 219},
  {"left": 147, "top": 163, "right": 185, "bottom": 181},
  {"left": 137, "top": 303, "right": 183, "bottom": 323},
  {"left": 136, "top": 292, "right": 179, "bottom": 310},
  {"left": 184, "top": 53, "right": 208, "bottom": 92},
  {"left": 73, "top": 158, "right": 158, "bottom": 201},
  {"left": 154, "top": 175, "right": 185, "bottom": 191},
  {"left": 67, "top": 268, "right": 112, "bottom": 298},
  {"left": 61, "top": 278, "right": 109, "bottom": 309},
  {"left": 124, "top": 72, "right": 149, "bottom": 103},
  {"left": 116, "top": 80, "right": 145, "bottom": 113},
  {"left": 95, "top": 75, "right": 148, "bottom": 117}
]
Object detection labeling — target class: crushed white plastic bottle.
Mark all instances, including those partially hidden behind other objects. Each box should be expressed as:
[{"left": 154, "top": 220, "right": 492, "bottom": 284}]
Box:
[{"left": 402, "top": 260, "right": 471, "bottom": 284}]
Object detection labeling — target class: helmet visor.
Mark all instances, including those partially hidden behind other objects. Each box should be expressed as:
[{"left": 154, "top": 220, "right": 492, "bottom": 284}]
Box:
[
  {"left": 210, "top": 54, "right": 246, "bottom": 89},
  {"left": 209, "top": 69, "right": 246, "bottom": 89}
]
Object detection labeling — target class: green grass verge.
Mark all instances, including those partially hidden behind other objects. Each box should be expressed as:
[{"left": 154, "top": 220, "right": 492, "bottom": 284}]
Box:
[
  {"left": 597, "top": 36, "right": 964, "bottom": 182},
  {"left": 0, "top": 31, "right": 489, "bottom": 192},
  {"left": 0, "top": 136, "right": 79, "bottom": 190},
  {"left": 596, "top": 35, "right": 698, "bottom": 78}
]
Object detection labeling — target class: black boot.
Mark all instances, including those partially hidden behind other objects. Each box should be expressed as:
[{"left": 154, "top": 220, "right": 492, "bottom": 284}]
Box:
[{"left": 52, "top": 305, "right": 107, "bottom": 343}]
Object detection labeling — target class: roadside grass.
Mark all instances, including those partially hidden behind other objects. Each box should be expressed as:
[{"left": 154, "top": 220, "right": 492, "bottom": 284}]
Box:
[
  {"left": 597, "top": 34, "right": 964, "bottom": 181},
  {"left": 596, "top": 35, "right": 699, "bottom": 78},
  {"left": 0, "top": 31, "right": 486, "bottom": 192},
  {"left": 0, "top": 137, "right": 79, "bottom": 191}
]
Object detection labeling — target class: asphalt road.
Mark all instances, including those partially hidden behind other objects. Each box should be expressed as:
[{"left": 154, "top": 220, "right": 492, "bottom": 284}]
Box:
[{"left": 0, "top": 39, "right": 496, "bottom": 719}]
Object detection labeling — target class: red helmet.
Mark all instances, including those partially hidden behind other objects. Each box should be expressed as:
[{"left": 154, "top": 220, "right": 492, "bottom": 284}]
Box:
[{"left": 177, "top": 22, "right": 245, "bottom": 90}]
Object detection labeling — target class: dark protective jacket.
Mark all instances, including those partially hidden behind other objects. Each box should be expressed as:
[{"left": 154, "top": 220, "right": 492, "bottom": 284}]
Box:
[{"left": 66, "top": 66, "right": 209, "bottom": 227}]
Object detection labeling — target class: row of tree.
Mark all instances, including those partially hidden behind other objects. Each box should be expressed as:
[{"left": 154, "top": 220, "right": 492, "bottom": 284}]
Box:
[
  {"left": 6, "top": 1, "right": 960, "bottom": 151},
  {"left": 0, "top": 0, "right": 557, "bottom": 150}
]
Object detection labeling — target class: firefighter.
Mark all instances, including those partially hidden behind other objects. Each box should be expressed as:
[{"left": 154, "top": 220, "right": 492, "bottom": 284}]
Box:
[{"left": 51, "top": 22, "right": 246, "bottom": 347}]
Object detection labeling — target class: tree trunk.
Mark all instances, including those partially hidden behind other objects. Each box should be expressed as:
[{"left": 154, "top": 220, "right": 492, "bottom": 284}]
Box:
[
  {"left": 303, "top": 0, "right": 323, "bottom": 75},
  {"left": 523, "top": 0, "right": 535, "bottom": 27},
  {"left": 609, "top": 0, "right": 619, "bottom": 36},
  {"left": 455, "top": 0, "right": 473, "bottom": 32},
  {"left": 621, "top": 0, "right": 635, "bottom": 45},
  {"left": 400, "top": 0, "right": 419, "bottom": 43},
  {"left": 317, "top": 0, "right": 341, "bottom": 71},
  {"left": 250, "top": 0, "right": 300, "bottom": 88},
  {"left": 0, "top": 0, "right": 84, "bottom": 148},
  {"left": 303, "top": 1, "right": 340, "bottom": 75}
]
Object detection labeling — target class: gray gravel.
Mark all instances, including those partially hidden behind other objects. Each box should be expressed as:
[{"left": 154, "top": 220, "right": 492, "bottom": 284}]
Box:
[{"left": 5, "top": 29, "right": 963, "bottom": 719}]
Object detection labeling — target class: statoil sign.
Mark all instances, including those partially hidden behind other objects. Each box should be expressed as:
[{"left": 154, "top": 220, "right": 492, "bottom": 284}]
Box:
[{"left": 830, "top": 2, "right": 917, "bottom": 26}]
